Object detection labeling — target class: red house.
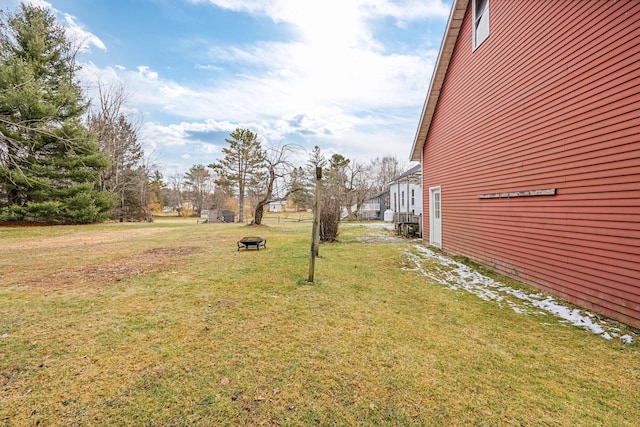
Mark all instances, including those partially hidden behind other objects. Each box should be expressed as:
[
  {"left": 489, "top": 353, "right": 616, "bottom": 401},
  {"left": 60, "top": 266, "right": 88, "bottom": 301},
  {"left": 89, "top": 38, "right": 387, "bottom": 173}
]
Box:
[{"left": 410, "top": 0, "right": 640, "bottom": 328}]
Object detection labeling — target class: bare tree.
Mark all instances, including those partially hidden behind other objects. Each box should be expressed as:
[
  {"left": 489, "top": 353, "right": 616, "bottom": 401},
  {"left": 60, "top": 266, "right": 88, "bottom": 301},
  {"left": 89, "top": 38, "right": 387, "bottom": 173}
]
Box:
[
  {"left": 168, "top": 173, "right": 184, "bottom": 212},
  {"left": 251, "top": 144, "right": 297, "bottom": 225},
  {"left": 343, "top": 160, "right": 372, "bottom": 220},
  {"left": 87, "top": 81, "right": 147, "bottom": 221},
  {"left": 183, "top": 164, "right": 214, "bottom": 215},
  {"left": 320, "top": 190, "right": 341, "bottom": 242},
  {"left": 369, "top": 155, "right": 405, "bottom": 193}
]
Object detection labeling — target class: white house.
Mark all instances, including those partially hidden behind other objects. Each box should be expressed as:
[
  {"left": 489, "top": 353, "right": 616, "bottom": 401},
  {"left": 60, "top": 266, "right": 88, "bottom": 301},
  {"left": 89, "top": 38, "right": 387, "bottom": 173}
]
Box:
[
  {"left": 387, "top": 164, "right": 422, "bottom": 237},
  {"left": 388, "top": 164, "right": 422, "bottom": 216}
]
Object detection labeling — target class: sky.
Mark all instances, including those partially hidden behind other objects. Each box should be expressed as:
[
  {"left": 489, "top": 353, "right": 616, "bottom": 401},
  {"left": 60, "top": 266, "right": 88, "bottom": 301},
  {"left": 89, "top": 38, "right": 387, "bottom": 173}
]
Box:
[{"left": 1, "top": 0, "right": 451, "bottom": 176}]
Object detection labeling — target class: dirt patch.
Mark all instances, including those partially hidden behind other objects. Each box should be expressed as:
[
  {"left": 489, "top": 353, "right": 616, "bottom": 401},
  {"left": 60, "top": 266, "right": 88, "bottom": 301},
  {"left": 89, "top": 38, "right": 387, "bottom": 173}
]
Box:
[
  {"left": 41, "top": 246, "right": 203, "bottom": 289},
  {"left": 143, "top": 247, "right": 202, "bottom": 256}
]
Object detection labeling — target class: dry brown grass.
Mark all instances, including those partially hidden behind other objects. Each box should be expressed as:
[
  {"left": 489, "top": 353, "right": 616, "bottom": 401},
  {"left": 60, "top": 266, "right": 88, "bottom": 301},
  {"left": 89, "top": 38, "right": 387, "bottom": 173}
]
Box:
[{"left": 0, "top": 217, "right": 638, "bottom": 426}]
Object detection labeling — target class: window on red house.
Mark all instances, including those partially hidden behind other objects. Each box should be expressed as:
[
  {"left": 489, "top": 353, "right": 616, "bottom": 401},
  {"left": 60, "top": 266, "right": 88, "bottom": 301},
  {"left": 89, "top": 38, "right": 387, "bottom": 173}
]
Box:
[{"left": 473, "top": 0, "right": 489, "bottom": 50}]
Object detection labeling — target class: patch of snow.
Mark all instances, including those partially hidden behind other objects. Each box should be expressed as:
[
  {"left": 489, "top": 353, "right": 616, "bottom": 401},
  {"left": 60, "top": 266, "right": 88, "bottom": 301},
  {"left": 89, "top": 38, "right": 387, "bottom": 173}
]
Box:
[
  {"left": 621, "top": 335, "right": 633, "bottom": 345},
  {"left": 345, "top": 221, "right": 397, "bottom": 238},
  {"left": 351, "top": 222, "right": 395, "bottom": 230},
  {"left": 405, "top": 245, "right": 635, "bottom": 343}
]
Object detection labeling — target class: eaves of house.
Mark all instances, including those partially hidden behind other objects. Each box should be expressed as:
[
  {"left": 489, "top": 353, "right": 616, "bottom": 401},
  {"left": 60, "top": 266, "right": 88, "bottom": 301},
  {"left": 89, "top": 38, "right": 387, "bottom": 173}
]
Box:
[
  {"left": 410, "top": 0, "right": 469, "bottom": 161},
  {"left": 388, "top": 164, "right": 422, "bottom": 185}
]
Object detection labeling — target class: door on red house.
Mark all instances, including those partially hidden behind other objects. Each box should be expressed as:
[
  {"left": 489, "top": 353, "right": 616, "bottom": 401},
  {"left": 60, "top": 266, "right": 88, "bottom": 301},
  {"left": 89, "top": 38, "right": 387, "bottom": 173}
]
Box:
[{"left": 429, "top": 186, "right": 442, "bottom": 248}]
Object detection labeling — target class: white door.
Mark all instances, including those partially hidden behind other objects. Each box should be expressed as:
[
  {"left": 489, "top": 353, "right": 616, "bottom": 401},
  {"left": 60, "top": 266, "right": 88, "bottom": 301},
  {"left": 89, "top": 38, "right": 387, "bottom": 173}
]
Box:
[{"left": 429, "top": 186, "right": 442, "bottom": 248}]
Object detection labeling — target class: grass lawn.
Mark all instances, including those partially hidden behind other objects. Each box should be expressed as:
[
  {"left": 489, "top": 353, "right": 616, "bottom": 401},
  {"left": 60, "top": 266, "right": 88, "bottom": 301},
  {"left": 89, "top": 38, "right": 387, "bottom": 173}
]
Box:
[{"left": 1, "top": 215, "right": 638, "bottom": 426}]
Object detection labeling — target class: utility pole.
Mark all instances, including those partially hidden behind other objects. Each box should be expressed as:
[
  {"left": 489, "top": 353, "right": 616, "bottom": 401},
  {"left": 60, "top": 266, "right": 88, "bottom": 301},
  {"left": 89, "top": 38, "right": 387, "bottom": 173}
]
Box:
[
  {"left": 313, "top": 167, "right": 321, "bottom": 257},
  {"left": 308, "top": 166, "right": 322, "bottom": 283}
]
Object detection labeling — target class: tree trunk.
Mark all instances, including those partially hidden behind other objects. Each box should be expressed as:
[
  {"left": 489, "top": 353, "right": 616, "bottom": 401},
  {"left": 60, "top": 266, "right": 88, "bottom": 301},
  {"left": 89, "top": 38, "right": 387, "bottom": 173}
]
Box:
[
  {"left": 253, "top": 201, "right": 266, "bottom": 225},
  {"left": 252, "top": 165, "right": 277, "bottom": 226},
  {"left": 238, "top": 187, "right": 245, "bottom": 223}
]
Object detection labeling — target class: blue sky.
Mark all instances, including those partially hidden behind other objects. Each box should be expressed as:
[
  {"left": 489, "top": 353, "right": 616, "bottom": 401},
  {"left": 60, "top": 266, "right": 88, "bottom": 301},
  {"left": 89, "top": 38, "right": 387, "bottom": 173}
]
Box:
[{"left": 1, "top": 0, "right": 451, "bottom": 176}]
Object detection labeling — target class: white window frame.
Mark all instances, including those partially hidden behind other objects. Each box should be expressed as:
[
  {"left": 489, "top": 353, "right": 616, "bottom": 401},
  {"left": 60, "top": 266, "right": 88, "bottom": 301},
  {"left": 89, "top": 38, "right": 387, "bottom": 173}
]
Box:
[{"left": 472, "top": 0, "right": 490, "bottom": 51}]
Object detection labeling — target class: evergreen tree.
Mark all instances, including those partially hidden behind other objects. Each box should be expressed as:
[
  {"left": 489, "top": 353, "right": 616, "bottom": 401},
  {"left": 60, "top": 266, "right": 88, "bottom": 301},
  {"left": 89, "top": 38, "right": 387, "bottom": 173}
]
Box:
[
  {"left": 319, "top": 152, "right": 351, "bottom": 241},
  {"left": 0, "top": 4, "right": 112, "bottom": 223},
  {"left": 208, "top": 128, "right": 265, "bottom": 222},
  {"left": 148, "top": 170, "right": 166, "bottom": 213},
  {"left": 289, "top": 166, "right": 309, "bottom": 210}
]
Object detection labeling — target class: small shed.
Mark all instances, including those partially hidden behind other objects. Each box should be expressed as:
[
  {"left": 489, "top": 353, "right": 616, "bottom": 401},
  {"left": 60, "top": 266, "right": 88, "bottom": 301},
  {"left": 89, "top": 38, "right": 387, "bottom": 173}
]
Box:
[
  {"left": 220, "top": 210, "right": 235, "bottom": 222},
  {"left": 268, "top": 200, "right": 288, "bottom": 213},
  {"left": 207, "top": 209, "right": 235, "bottom": 223}
]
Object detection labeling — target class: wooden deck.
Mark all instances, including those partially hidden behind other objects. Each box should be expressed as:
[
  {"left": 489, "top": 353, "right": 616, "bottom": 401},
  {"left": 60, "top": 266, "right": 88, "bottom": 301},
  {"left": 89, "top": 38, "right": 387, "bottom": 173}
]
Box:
[{"left": 394, "top": 213, "right": 421, "bottom": 238}]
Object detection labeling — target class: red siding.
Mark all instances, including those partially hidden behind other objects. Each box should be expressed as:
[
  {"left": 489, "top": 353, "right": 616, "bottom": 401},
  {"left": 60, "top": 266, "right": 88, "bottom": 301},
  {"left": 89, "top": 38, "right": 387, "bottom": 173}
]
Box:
[{"left": 421, "top": 0, "right": 640, "bottom": 327}]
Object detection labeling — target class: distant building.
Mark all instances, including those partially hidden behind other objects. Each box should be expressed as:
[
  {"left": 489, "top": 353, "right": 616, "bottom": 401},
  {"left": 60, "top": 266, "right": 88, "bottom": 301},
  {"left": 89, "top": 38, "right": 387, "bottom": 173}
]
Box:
[
  {"left": 387, "top": 164, "right": 422, "bottom": 237},
  {"left": 344, "top": 191, "right": 387, "bottom": 220},
  {"left": 268, "top": 200, "right": 288, "bottom": 213},
  {"left": 206, "top": 209, "right": 235, "bottom": 223},
  {"left": 388, "top": 164, "right": 422, "bottom": 217}
]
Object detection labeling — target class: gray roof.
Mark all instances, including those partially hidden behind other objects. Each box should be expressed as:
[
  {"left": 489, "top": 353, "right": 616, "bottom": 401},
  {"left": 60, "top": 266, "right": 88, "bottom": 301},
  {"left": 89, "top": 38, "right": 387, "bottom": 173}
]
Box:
[{"left": 388, "top": 164, "right": 422, "bottom": 185}]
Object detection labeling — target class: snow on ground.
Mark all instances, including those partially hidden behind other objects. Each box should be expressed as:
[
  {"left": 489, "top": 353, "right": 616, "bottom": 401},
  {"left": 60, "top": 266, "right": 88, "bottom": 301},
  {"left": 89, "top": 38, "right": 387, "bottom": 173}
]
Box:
[
  {"left": 354, "top": 221, "right": 395, "bottom": 230},
  {"left": 405, "top": 245, "right": 636, "bottom": 344},
  {"left": 344, "top": 221, "right": 396, "bottom": 237}
]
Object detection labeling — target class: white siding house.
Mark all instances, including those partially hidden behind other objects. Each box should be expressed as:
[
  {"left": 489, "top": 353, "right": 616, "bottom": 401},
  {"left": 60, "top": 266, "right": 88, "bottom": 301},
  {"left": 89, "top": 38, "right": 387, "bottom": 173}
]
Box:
[
  {"left": 388, "top": 164, "right": 422, "bottom": 216},
  {"left": 387, "top": 164, "right": 423, "bottom": 237}
]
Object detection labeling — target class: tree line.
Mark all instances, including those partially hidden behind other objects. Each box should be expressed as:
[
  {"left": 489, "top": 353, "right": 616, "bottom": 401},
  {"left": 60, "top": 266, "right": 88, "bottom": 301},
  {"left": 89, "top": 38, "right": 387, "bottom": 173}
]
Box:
[
  {"left": 158, "top": 129, "right": 405, "bottom": 240},
  {"left": 0, "top": 3, "right": 408, "bottom": 231}
]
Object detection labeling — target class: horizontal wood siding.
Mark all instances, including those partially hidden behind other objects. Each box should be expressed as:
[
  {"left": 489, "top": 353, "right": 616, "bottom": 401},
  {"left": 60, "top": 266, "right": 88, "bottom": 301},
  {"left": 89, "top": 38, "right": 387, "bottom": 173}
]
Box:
[{"left": 422, "top": 0, "right": 640, "bottom": 327}]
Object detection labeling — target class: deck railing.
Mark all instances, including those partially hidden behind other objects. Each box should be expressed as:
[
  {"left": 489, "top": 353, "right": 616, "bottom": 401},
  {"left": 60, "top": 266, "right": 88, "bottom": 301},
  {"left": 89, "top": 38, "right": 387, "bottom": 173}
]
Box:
[
  {"left": 393, "top": 212, "right": 422, "bottom": 237},
  {"left": 394, "top": 212, "right": 420, "bottom": 224}
]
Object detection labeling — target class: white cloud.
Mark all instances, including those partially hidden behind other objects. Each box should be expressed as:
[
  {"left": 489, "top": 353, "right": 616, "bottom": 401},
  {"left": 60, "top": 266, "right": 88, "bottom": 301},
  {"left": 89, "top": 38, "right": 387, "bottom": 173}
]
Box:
[
  {"left": 63, "top": 13, "right": 107, "bottom": 52},
  {"left": 199, "top": 143, "right": 219, "bottom": 154},
  {"left": 22, "top": 0, "right": 53, "bottom": 9},
  {"left": 136, "top": 66, "right": 159, "bottom": 80},
  {"left": 77, "top": 41, "right": 436, "bottom": 169},
  {"left": 193, "top": 0, "right": 450, "bottom": 30},
  {"left": 69, "top": 0, "right": 447, "bottom": 173},
  {"left": 18, "top": 0, "right": 107, "bottom": 53},
  {"left": 195, "top": 64, "right": 224, "bottom": 71},
  {"left": 369, "top": 0, "right": 451, "bottom": 23}
]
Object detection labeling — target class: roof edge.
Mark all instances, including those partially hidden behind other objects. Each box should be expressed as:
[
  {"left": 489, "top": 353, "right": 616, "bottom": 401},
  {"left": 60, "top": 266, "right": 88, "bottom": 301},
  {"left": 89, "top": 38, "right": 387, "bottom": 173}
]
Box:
[
  {"left": 410, "top": 0, "right": 469, "bottom": 161},
  {"left": 388, "top": 163, "right": 422, "bottom": 185}
]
